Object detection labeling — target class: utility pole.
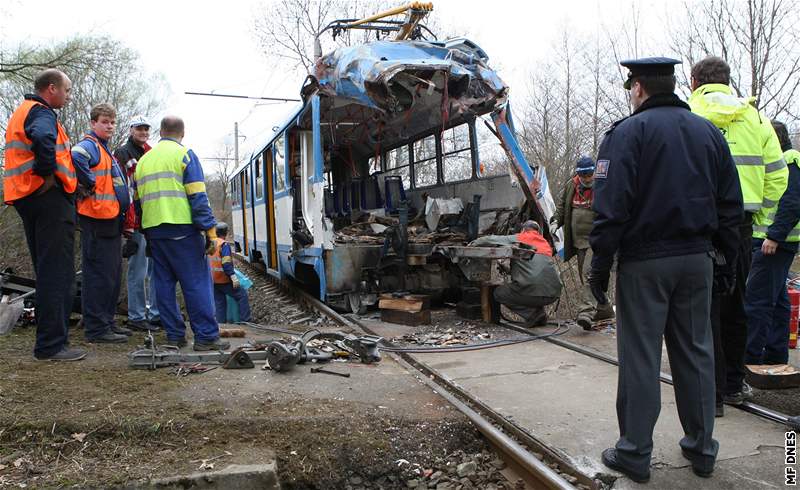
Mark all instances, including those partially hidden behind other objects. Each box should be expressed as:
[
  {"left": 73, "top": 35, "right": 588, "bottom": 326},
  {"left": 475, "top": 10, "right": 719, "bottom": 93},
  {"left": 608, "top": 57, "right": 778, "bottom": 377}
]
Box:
[{"left": 234, "top": 122, "right": 239, "bottom": 169}]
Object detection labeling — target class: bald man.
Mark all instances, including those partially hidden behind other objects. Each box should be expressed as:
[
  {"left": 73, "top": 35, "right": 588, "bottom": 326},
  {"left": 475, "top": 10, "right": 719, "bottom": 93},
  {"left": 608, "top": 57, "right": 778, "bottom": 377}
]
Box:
[{"left": 132, "top": 116, "right": 228, "bottom": 351}]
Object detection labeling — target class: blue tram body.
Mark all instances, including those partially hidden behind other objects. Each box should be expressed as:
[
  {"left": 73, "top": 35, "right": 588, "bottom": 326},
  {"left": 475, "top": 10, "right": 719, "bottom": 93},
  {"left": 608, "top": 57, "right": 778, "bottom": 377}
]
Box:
[{"left": 229, "top": 36, "right": 556, "bottom": 312}]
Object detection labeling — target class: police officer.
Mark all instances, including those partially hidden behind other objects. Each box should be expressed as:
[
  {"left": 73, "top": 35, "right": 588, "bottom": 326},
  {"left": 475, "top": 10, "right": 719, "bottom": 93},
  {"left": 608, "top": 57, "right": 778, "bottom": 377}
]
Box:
[{"left": 588, "top": 58, "right": 743, "bottom": 482}]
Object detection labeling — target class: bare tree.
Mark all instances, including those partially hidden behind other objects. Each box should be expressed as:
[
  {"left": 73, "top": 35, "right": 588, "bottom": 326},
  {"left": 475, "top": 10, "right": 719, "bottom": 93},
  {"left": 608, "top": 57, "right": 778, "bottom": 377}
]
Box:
[
  {"left": 252, "top": 0, "right": 404, "bottom": 75},
  {"left": 0, "top": 36, "right": 169, "bottom": 152},
  {"left": 206, "top": 142, "right": 238, "bottom": 225},
  {"left": 671, "top": 0, "right": 800, "bottom": 120}
]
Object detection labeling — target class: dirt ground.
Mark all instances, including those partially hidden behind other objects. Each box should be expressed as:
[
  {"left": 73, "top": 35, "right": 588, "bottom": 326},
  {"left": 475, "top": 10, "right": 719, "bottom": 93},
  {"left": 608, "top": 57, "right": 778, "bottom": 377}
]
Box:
[{"left": 0, "top": 320, "right": 496, "bottom": 489}]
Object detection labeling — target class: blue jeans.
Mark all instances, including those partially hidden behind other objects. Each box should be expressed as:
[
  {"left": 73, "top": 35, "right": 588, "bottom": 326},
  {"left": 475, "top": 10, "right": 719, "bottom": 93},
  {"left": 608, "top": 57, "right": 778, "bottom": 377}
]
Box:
[
  {"left": 127, "top": 231, "right": 159, "bottom": 322},
  {"left": 149, "top": 233, "right": 219, "bottom": 343},
  {"left": 213, "top": 282, "right": 252, "bottom": 323},
  {"left": 744, "top": 240, "right": 795, "bottom": 365}
]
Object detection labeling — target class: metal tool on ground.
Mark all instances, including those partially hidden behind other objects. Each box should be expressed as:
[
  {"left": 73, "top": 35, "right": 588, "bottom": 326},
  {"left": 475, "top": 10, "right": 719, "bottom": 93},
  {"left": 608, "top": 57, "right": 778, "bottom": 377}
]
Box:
[
  {"left": 129, "top": 327, "right": 381, "bottom": 372},
  {"left": 310, "top": 367, "right": 351, "bottom": 378},
  {"left": 171, "top": 363, "right": 219, "bottom": 376},
  {"left": 224, "top": 348, "right": 256, "bottom": 369}
]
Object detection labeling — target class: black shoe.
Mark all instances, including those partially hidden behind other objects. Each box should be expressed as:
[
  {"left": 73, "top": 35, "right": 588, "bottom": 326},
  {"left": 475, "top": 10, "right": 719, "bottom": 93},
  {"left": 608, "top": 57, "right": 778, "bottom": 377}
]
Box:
[
  {"left": 193, "top": 339, "right": 231, "bottom": 351},
  {"left": 681, "top": 448, "right": 714, "bottom": 478},
  {"left": 127, "top": 320, "right": 151, "bottom": 331},
  {"left": 34, "top": 347, "right": 88, "bottom": 362},
  {"left": 148, "top": 318, "right": 163, "bottom": 330},
  {"left": 87, "top": 332, "right": 129, "bottom": 344},
  {"left": 723, "top": 392, "right": 745, "bottom": 405},
  {"left": 601, "top": 448, "right": 650, "bottom": 483},
  {"left": 164, "top": 338, "right": 187, "bottom": 349},
  {"left": 715, "top": 404, "right": 724, "bottom": 418},
  {"left": 112, "top": 325, "right": 133, "bottom": 336},
  {"left": 577, "top": 315, "right": 593, "bottom": 331}
]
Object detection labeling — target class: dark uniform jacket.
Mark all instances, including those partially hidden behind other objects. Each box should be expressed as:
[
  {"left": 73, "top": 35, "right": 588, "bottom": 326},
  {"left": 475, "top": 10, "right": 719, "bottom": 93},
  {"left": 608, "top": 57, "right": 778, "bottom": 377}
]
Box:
[{"left": 590, "top": 94, "right": 743, "bottom": 272}]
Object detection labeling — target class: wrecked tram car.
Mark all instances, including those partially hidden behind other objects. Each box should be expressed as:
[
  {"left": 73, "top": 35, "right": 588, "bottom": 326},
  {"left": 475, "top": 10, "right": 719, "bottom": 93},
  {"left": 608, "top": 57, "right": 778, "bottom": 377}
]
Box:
[{"left": 229, "top": 37, "right": 555, "bottom": 313}]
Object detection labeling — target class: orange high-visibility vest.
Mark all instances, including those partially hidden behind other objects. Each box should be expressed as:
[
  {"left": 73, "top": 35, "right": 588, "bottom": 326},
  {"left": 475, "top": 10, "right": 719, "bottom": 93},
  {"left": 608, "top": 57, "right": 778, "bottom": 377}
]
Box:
[
  {"left": 3, "top": 99, "right": 77, "bottom": 203},
  {"left": 516, "top": 229, "right": 553, "bottom": 257},
  {"left": 76, "top": 134, "right": 120, "bottom": 219},
  {"left": 208, "top": 238, "right": 231, "bottom": 284}
]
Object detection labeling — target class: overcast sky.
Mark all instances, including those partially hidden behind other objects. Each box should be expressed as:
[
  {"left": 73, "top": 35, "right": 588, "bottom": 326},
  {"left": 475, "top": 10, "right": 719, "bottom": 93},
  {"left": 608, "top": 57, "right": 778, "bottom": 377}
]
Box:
[{"left": 1, "top": 0, "right": 668, "bottom": 173}]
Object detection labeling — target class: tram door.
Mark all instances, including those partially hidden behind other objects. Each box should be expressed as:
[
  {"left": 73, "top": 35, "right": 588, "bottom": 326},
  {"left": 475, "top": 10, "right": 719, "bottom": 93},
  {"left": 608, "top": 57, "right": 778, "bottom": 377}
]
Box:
[
  {"left": 241, "top": 172, "right": 249, "bottom": 256},
  {"left": 264, "top": 148, "right": 278, "bottom": 269}
]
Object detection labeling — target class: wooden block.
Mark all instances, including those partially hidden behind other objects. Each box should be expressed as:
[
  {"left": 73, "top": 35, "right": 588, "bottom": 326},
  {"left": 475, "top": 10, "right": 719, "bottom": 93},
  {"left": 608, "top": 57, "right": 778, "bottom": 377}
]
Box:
[
  {"left": 379, "top": 298, "right": 423, "bottom": 312},
  {"left": 220, "top": 328, "right": 246, "bottom": 338},
  {"left": 406, "top": 255, "right": 427, "bottom": 266},
  {"left": 381, "top": 308, "right": 431, "bottom": 326},
  {"left": 378, "top": 294, "right": 431, "bottom": 312}
]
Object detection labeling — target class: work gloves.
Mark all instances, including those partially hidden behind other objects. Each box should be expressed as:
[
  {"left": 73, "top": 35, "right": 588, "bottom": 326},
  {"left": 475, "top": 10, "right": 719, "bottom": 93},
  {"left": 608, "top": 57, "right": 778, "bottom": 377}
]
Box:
[
  {"left": 121, "top": 238, "right": 139, "bottom": 259},
  {"left": 204, "top": 227, "right": 218, "bottom": 255},
  {"left": 231, "top": 274, "right": 240, "bottom": 290}
]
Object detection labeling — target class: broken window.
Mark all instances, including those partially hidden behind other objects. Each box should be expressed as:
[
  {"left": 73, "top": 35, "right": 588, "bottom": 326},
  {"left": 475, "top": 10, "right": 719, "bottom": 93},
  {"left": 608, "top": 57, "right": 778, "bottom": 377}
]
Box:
[
  {"left": 274, "top": 135, "right": 286, "bottom": 192},
  {"left": 413, "top": 135, "right": 437, "bottom": 188},
  {"left": 475, "top": 119, "right": 507, "bottom": 178},
  {"left": 442, "top": 124, "right": 473, "bottom": 183},
  {"left": 385, "top": 145, "right": 411, "bottom": 190}
]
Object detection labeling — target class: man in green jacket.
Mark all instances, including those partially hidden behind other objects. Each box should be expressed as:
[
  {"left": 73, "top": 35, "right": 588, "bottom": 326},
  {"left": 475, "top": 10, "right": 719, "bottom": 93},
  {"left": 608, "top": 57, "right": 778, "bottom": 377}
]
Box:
[
  {"left": 552, "top": 156, "right": 614, "bottom": 329},
  {"left": 689, "top": 56, "right": 788, "bottom": 414},
  {"left": 470, "top": 221, "right": 563, "bottom": 327}
]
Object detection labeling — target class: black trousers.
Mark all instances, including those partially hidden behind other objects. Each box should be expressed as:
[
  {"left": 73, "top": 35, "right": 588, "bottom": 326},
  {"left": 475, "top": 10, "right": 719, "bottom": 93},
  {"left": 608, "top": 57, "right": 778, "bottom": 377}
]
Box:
[
  {"left": 615, "top": 253, "right": 718, "bottom": 475},
  {"left": 13, "top": 187, "right": 76, "bottom": 357},
  {"left": 79, "top": 215, "right": 122, "bottom": 340},
  {"left": 711, "top": 223, "right": 753, "bottom": 400}
]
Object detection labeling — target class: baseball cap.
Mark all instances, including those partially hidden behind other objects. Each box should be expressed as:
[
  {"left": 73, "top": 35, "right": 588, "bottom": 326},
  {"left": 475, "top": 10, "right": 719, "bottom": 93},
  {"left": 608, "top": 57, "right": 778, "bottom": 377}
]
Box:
[{"left": 130, "top": 115, "right": 150, "bottom": 128}]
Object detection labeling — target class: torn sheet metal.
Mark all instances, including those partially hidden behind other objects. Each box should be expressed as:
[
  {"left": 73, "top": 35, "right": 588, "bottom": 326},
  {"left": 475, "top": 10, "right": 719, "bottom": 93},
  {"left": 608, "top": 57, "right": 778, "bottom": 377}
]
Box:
[
  {"left": 313, "top": 39, "right": 508, "bottom": 116},
  {"left": 424, "top": 197, "right": 463, "bottom": 231}
]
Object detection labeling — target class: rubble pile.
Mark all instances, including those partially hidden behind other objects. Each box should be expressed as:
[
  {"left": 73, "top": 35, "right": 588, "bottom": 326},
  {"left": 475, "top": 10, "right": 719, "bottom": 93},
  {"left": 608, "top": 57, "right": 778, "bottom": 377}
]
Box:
[
  {"left": 400, "top": 449, "right": 516, "bottom": 490},
  {"left": 392, "top": 326, "right": 492, "bottom": 347},
  {"left": 333, "top": 199, "right": 472, "bottom": 247}
]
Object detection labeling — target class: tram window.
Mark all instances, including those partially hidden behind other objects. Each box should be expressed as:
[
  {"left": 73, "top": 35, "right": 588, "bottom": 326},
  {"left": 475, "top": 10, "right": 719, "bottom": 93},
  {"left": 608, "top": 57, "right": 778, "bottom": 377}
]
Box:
[
  {"left": 475, "top": 119, "right": 507, "bottom": 178},
  {"left": 274, "top": 136, "right": 287, "bottom": 192},
  {"left": 413, "top": 135, "right": 437, "bottom": 188},
  {"left": 231, "top": 177, "right": 238, "bottom": 207},
  {"left": 254, "top": 158, "right": 263, "bottom": 200},
  {"left": 243, "top": 170, "right": 250, "bottom": 205},
  {"left": 442, "top": 124, "right": 473, "bottom": 183},
  {"left": 385, "top": 145, "right": 410, "bottom": 189}
]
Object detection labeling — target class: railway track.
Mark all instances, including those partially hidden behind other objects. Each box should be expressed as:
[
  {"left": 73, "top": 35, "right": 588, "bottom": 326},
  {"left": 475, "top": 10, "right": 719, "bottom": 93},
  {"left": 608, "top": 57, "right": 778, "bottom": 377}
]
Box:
[
  {"left": 237, "top": 261, "right": 593, "bottom": 489},
  {"left": 240, "top": 258, "right": 800, "bottom": 487}
]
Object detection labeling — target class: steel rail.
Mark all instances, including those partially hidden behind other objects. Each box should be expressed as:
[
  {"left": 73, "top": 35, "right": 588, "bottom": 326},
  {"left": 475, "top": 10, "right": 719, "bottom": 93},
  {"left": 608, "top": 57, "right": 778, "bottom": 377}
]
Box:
[
  {"left": 257, "top": 273, "right": 592, "bottom": 490},
  {"left": 499, "top": 320, "right": 800, "bottom": 431}
]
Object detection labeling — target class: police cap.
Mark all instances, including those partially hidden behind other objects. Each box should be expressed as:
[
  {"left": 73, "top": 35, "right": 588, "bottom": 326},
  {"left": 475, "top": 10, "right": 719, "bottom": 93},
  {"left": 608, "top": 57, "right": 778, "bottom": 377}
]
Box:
[{"left": 621, "top": 57, "right": 681, "bottom": 90}]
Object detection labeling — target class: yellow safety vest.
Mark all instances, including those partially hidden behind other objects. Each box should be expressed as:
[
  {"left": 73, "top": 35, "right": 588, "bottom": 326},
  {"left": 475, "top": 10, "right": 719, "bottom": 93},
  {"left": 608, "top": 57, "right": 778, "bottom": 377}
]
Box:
[
  {"left": 134, "top": 139, "right": 192, "bottom": 229},
  {"left": 689, "top": 84, "right": 788, "bottom": 213},
  {"left": 753, "top": 149, "right": 800, "bottom": 242}
]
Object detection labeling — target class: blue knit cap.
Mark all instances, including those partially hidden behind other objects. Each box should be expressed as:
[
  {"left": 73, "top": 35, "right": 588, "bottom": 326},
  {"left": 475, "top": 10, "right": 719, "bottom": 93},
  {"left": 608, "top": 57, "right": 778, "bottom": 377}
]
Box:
[{"left": 576, "top": 156, "right": 595, "bottom": 174}]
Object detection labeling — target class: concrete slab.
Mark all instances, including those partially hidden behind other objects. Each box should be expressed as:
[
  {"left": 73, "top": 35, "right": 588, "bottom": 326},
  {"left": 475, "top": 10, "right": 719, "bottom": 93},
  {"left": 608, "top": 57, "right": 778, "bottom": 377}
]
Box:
[
  {"left": 364, "top": 320, "right": 787, "bottom": 488},
  {"left": 137, "top": 462, "right": 280, "bottom": 489}
]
